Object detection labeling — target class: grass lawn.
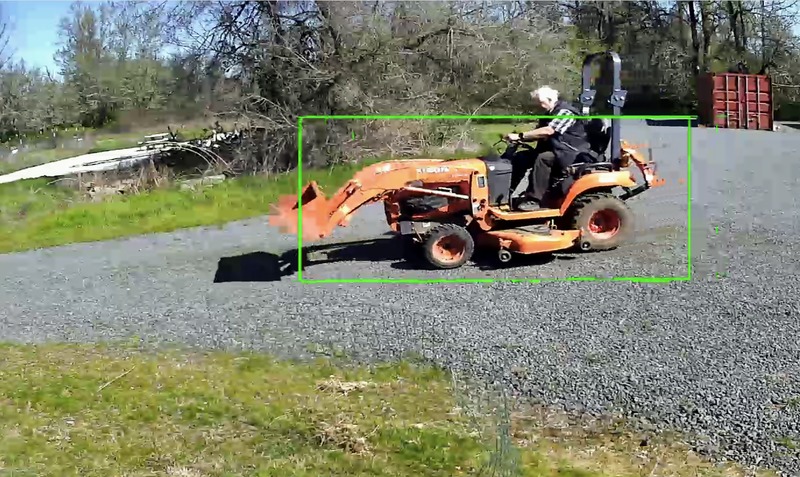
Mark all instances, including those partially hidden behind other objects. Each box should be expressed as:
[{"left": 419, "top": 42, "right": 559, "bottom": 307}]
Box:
[
  {"left": 0, "top": 161, "right": 371, "bottom": 253},
  {"left": 0, "top": 343, "right": 773, "bottom": 477}
]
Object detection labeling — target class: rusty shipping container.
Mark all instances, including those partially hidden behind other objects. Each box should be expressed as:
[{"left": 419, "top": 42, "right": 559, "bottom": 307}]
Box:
[{"left": 697, "top": 73, "right": 774, "bottom": 131}]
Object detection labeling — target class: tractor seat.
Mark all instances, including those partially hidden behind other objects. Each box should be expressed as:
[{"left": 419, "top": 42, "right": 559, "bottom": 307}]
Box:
[
  {"left": 549, "top": 160, "right": 616, "bottom": 198},
  {"left": 564, "top": 149, "right": 612, "bottom": 177},
  {"left": 585, "top": 118, "right": 611, "bottom": 155},
  {"left": 566, "top": 161, "right": 615, "bottom": 178}
]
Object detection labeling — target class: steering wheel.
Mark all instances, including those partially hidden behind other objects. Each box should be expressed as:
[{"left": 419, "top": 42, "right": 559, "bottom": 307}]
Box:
[{"left": 493, "top": 133, "right": 535, "bottom": 154}]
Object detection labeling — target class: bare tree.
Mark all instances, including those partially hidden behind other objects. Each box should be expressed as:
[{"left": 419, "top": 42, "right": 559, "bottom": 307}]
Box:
[{"left": 3, "top": 0, "right": 800, "bottom": 166}]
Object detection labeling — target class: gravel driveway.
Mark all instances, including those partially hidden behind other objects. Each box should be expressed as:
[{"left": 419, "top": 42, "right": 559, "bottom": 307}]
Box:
[{"left": 1, "top": 120, "right": 799, "bottom": 475}]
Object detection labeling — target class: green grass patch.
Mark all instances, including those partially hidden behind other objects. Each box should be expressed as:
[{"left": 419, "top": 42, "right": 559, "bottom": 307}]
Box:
[
  {"left": 174, "top": 126, "right": 215, "bottom": 142},
  {"left": 0, "top": 160, "right": 377, "bottom": 253},
  {"left": 0, "top": 343, "right": 486, "bottom": 477},
  {"left": 87, "top": 137, "right": 142, "bottom": 153},
  {"left": 0, "top": 179, "right": 80, "bottom": 226},
  {"left": 0, "top": 343, "right": 775, "bottom": 477}
]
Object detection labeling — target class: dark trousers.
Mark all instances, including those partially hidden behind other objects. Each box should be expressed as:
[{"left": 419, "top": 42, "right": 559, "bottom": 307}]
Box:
[{"left": 510, "top": 150, "right": 557, "bottom": 202}]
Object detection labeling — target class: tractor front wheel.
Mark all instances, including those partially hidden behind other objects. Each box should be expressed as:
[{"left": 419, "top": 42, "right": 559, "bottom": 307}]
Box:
[
  {"left": 422, "top": 224, "right": 475, "bottom": 269},
  {"left": 566, "top": 193, "right": 634, "bottom": 251}
]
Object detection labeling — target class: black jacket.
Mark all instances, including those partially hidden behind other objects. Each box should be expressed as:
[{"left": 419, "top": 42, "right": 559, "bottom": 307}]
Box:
[{"left": 535, "top": 99, "right": 591, "bottom": 167}]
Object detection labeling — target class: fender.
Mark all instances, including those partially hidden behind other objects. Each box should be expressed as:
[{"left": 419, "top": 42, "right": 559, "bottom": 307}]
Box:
[{"left": 558, "top": 171, "right": 637, "bottom": 215}]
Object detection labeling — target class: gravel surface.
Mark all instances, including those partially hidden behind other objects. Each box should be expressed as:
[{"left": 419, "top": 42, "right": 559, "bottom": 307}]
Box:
[{"left": 1, "top": 120, "right": 799, "bottom": 475}]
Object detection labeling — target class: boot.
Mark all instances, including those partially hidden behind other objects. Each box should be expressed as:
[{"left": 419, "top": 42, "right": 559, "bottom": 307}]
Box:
[{"left": 514, "top": 192, "right": 543, "bottom": 211}]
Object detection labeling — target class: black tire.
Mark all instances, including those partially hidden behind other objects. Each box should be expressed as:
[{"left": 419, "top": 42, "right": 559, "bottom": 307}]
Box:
[
  {"left": 564, "top": 193, "right": 634, "bottom": 251},
  {"left": 422, "top": 224, "right": 475, "bottom": 269}
]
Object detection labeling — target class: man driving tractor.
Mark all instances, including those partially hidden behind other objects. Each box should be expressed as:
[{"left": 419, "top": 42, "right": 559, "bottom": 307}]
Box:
[{"left": 504, "top": 86, "right": 594, "bottom": 211}]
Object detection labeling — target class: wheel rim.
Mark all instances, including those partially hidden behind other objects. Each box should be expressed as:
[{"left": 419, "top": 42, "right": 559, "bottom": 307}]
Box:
[
  {"left": 431, "top": 235, "right": 467, "bottom": 264},
  {"left": 587, "top": 209, "right": 621, "bottom": 240}
]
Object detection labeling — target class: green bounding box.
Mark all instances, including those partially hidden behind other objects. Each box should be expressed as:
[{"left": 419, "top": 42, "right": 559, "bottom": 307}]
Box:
[{"left": 295, "top": 115, "right": 694, "bottom": 284}]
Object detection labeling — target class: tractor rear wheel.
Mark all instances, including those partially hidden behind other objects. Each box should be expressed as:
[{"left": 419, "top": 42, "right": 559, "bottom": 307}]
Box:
[
  {"left": 565, "top": 193, "right": 634, "bottom": 251},
  {"left": 422, "top": 224, "right": 474, "bottom": 269}
]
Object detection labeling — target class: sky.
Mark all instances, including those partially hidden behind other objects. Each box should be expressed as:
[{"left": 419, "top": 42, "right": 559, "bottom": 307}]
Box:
[{"left": 5, "top": 1, "right": 71, "bottom": 74}]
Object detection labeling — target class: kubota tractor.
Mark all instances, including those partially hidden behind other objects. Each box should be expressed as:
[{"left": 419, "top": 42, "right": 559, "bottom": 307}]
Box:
[{"left": 269, "top": 51, "right": 665, "bottom": 269}]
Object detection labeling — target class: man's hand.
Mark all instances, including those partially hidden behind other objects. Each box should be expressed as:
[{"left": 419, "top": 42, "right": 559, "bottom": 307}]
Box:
[
  {"left": 504, "top": 133, "right": 523, "bottom": 142},
  {"left": 521, "top": 126, "right": 555, "bottom": 140}
]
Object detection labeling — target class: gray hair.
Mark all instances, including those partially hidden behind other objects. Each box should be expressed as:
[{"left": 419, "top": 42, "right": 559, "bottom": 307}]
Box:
[{"left": 530, "top": 86, "right": 559, "bottom": 104}]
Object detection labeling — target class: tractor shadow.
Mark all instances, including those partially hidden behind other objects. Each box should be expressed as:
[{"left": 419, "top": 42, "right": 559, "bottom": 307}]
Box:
[
  {"left": 213, "top": 238, "right": 397, "bottom": 283},
  {"left": 213, "top": 236, "right": 577, "bottom": 282}
]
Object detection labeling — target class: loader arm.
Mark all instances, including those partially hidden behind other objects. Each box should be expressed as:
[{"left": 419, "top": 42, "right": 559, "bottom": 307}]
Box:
[{"left": 269, "top": 160, "right": 477, "bottom": 241}]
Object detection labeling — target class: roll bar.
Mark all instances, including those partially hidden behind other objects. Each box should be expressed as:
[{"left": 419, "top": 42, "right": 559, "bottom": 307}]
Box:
[{"left": 578, "top": 51, "right": 627, "bottom": 164}]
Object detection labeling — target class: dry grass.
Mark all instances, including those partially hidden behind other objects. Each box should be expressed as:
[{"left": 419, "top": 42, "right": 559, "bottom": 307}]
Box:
[{"left": 506, "top": 405, "right": 772, "bottom": 477}]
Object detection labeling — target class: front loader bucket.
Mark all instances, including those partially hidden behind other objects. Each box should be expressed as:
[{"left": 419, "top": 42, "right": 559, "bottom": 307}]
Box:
[{"left": 268, "top": 181, "right": 331, "bottom": 242}]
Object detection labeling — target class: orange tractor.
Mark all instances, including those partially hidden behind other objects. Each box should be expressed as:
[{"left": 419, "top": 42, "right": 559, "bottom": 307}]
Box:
[{"left": 269, "top": 52, "right": 665, "bottom": 269}]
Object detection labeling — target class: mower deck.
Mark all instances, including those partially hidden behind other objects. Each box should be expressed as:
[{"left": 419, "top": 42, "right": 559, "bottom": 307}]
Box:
[{"left": 477, "top": 226, "right": 581, "bottom": 255}]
